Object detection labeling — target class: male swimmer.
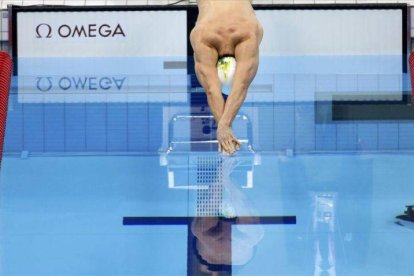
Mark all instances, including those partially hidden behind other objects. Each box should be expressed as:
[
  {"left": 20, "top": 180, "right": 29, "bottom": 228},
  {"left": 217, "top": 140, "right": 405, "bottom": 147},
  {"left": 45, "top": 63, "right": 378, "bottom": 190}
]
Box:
[{"left": 190, "top": 0, "right": 263, "bottom": 155}]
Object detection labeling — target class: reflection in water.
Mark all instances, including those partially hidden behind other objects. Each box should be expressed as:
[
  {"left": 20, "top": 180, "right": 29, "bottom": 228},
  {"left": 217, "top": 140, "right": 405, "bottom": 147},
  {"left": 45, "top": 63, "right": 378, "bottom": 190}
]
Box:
[
  {"left": 312, "top": 192, "right": 337, "bottom": 276},
  {"left": 189, "top": 156, "right": 264, "bottom": 274},
  {"left": 280, "top": 156, "right": 373, "bottom": 275}
]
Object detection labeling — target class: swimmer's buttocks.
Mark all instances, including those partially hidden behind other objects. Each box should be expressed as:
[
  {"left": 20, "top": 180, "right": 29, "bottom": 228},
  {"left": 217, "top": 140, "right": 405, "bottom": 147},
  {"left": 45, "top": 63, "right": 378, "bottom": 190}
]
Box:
[{"left": 217, "top": 55, "right": 237, "bottom": 86}]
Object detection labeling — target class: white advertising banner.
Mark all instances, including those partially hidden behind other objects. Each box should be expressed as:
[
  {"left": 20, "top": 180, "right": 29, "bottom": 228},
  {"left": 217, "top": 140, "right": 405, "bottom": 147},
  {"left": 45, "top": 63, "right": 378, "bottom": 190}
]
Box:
[
  {"left": 17, "top": 10, "right": 187, "bottom": 57},
  {"left": 257, "top": 9, "right": 403, "bottom": 56},
  {"left": 18, "top": 9, "right": 403, "bottom": 58}
]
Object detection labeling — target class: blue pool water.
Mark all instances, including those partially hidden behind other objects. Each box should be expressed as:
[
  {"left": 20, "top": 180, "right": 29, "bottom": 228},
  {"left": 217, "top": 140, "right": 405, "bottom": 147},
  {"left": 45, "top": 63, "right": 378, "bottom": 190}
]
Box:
[
  {"left": 1, "top": 153, "right": 414, "bottom": 275},
  {"left": 1, "top": 56, "right": 414, "bottom": 275}
]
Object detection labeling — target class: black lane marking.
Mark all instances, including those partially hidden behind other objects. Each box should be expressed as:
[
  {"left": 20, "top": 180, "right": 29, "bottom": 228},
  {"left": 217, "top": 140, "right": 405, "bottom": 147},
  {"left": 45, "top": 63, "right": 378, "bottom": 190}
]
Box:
[{"left": 123, "top": 216, "right": 296, "bottom": 225}]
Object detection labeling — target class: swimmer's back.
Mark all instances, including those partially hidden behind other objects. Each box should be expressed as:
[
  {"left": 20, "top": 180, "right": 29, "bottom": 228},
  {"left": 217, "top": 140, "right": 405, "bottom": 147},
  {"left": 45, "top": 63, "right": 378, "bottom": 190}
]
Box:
[
  {"left": 192, "top": 0, "right": 262, "bottom": 56},
  {"left": 197, "top": 0, "right": 255, "bottom": 24}
]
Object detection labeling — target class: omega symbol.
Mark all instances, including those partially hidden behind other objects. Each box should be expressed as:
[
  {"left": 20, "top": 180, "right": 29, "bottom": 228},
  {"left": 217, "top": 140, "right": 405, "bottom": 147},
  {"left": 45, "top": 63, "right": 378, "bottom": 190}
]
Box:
[{"left": 35, "top": 24, "right": 52, "bottom": 38}]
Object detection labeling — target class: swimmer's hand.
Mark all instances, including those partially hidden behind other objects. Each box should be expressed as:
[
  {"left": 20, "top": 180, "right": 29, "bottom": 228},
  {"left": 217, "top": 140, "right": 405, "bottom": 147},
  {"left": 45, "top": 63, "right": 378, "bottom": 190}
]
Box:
[{"left": 217, "top": 123, "right": 241, "bottom": 155}]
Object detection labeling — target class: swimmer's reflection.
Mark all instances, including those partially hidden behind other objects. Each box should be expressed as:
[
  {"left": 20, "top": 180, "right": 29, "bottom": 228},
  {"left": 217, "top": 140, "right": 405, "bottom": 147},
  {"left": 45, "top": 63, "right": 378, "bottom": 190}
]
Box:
[{"left": 188, "top": 156, "right": 264, "bottom": 274}]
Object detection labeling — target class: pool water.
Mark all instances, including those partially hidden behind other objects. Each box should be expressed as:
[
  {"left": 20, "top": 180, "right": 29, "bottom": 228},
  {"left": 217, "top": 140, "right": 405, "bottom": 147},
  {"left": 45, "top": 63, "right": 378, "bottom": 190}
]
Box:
[{"left": 1, "top": 70, "right": 414, "bottom": 275}]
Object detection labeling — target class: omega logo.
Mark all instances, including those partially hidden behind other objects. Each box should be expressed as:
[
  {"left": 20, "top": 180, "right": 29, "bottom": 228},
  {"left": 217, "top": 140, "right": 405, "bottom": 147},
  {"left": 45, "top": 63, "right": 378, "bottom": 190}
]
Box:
[
  {"left": 35, "top": 23, "right": 126, "bottom": 39},
  {"left": 36, "top": 76, "right": 127, "bottom": 92},
  {"left": 35, "top": 23, "right": 52, "bottom": 38}
]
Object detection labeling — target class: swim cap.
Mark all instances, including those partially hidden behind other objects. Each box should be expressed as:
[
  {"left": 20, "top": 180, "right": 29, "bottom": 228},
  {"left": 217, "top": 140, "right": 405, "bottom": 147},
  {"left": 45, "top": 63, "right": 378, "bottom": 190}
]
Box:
[{"left": 217, "top": 56, "right": 237, "bottom": 86}]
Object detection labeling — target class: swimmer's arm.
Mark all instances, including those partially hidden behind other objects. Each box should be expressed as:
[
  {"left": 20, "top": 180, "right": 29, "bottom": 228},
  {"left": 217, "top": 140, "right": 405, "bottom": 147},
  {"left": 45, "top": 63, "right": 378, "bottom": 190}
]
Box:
[
  {"left": 194, "top": 62, "right": 225, "bottom": 123},
  {"left": 219, "top": 57, "right": 258, "bottom": 128},
  {"left": 191, "top": 35, "right": 225, "bottom": 123}
]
